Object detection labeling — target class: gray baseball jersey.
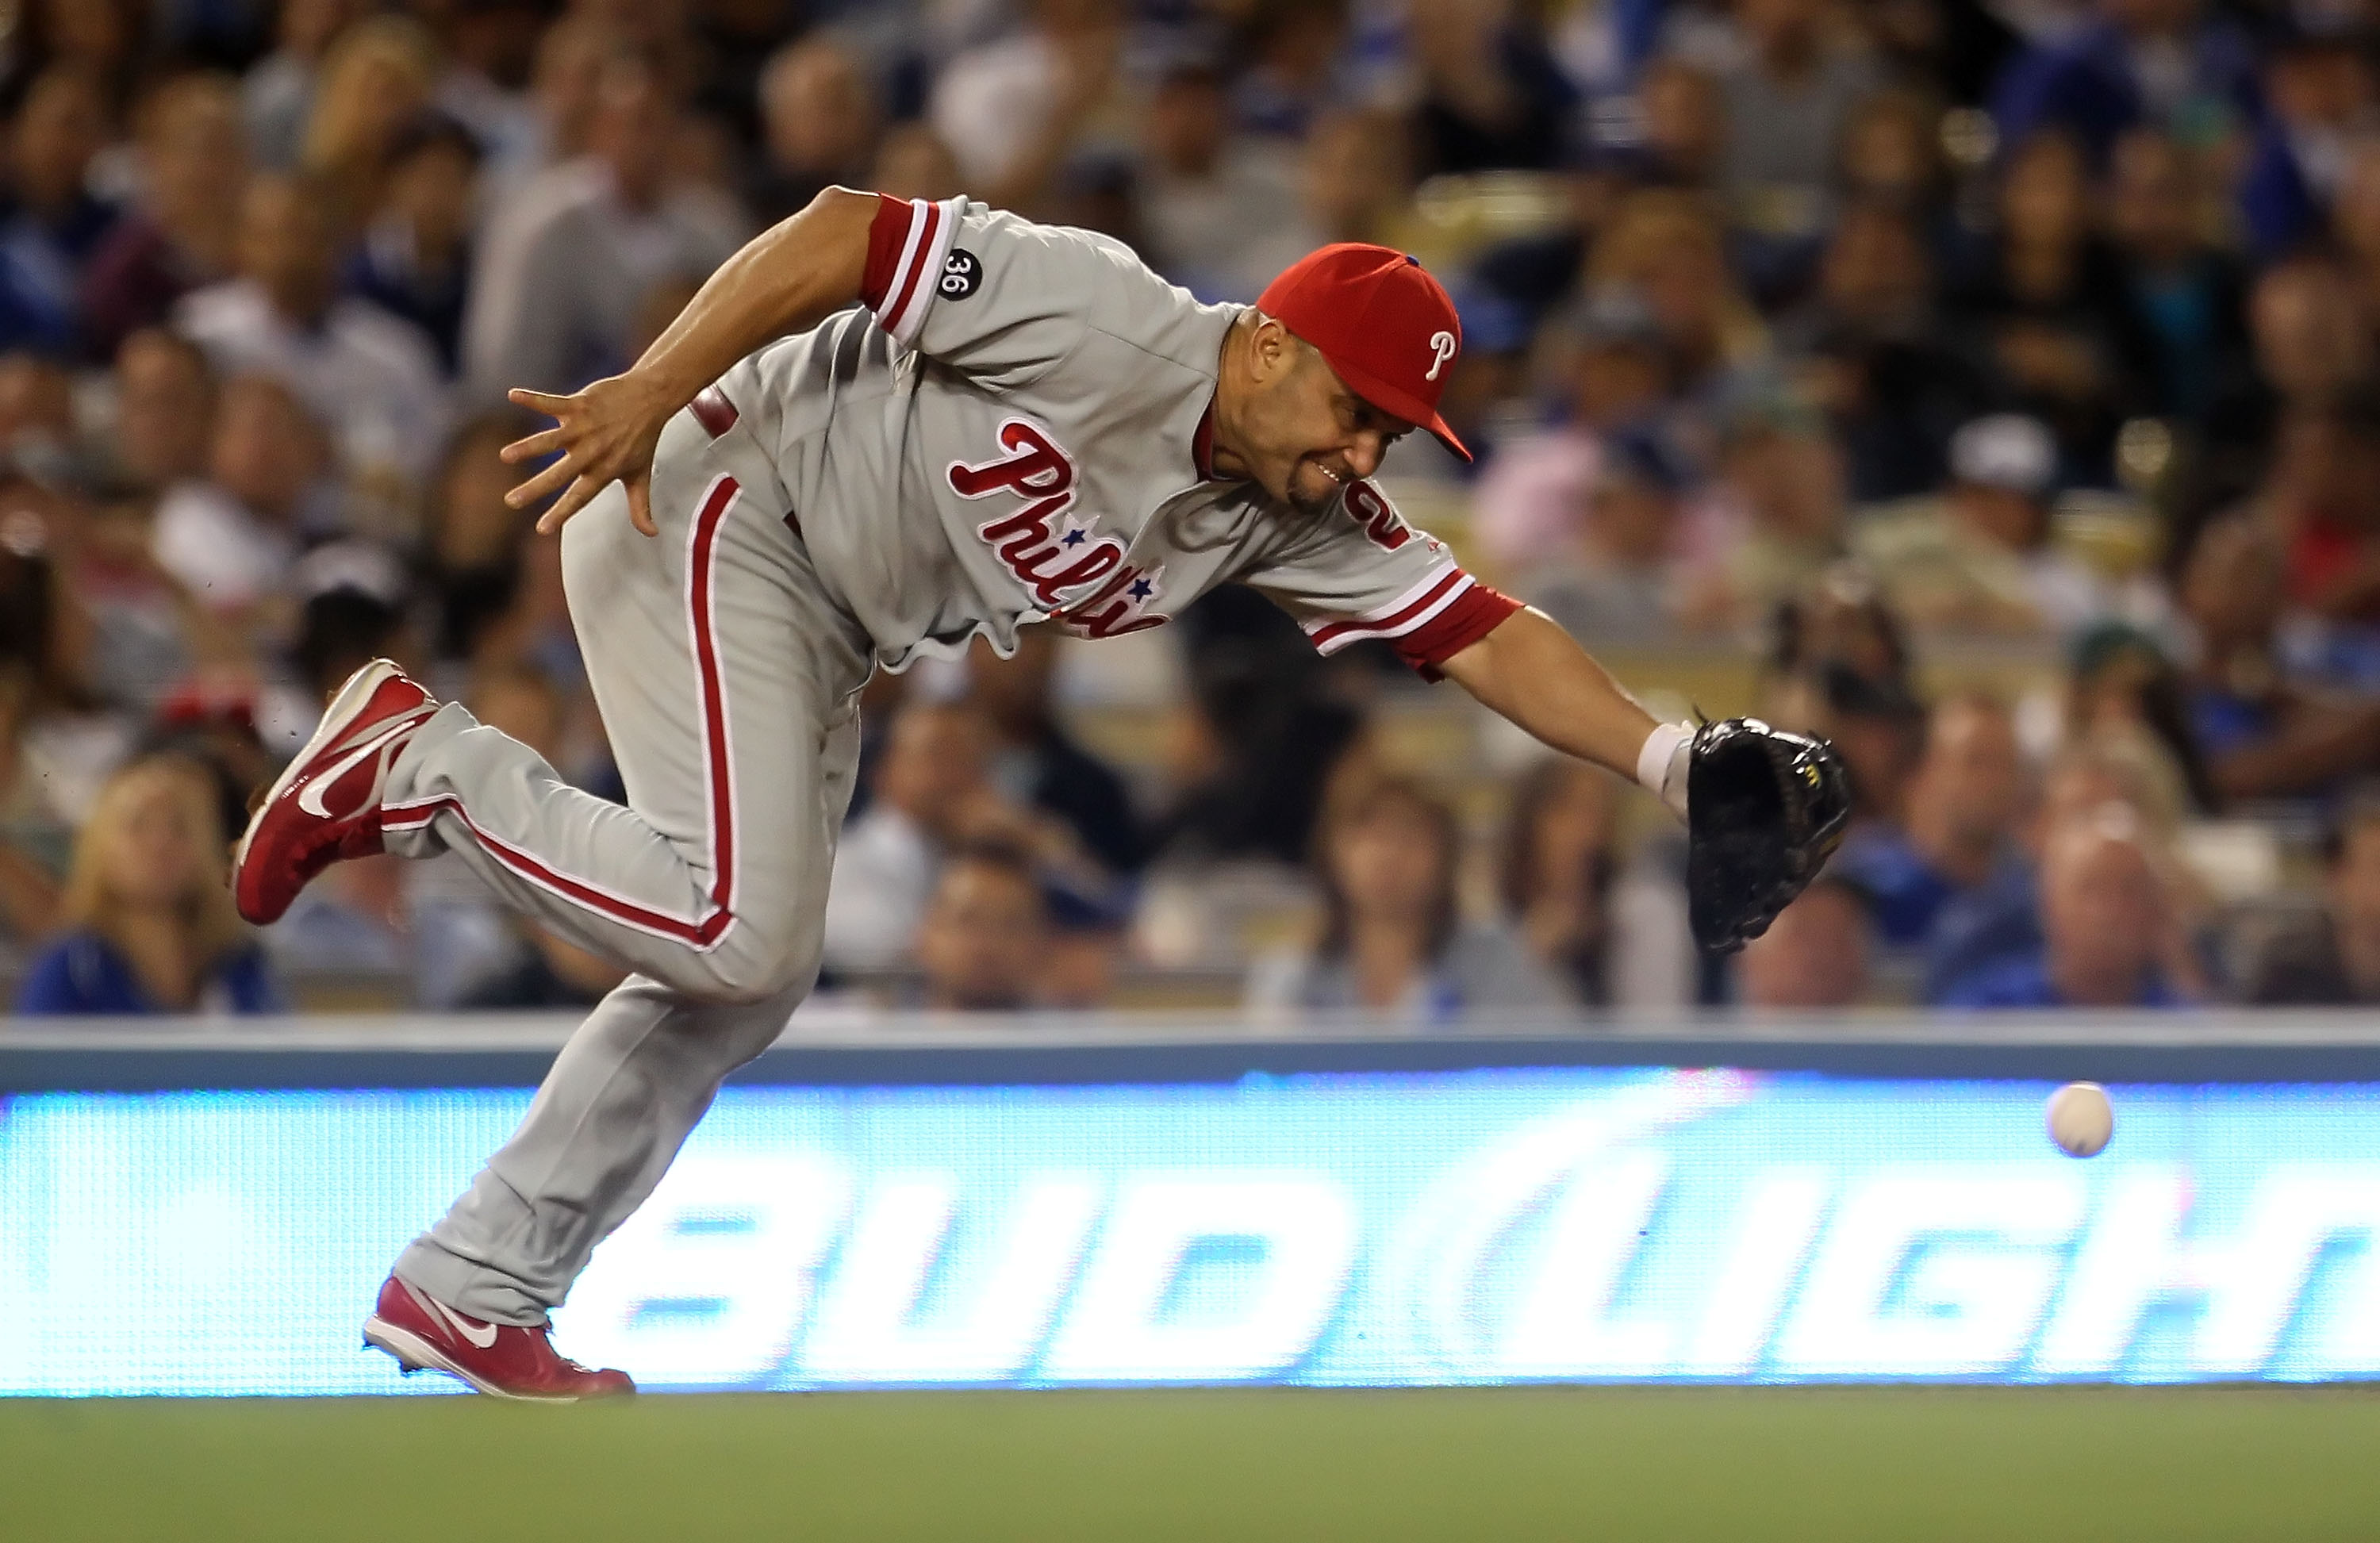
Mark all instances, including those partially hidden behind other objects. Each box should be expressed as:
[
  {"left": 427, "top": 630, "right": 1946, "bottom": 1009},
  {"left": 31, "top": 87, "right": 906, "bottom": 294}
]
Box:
[{"left": 712, "top": 193, "right": 1518, "bottom": 677}]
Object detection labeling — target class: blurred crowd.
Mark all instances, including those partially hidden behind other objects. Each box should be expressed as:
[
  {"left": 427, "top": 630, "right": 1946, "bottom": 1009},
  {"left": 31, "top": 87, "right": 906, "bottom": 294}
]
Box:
[{"left": 11, "top": 0, "right": 2380, "bottom": 1018}]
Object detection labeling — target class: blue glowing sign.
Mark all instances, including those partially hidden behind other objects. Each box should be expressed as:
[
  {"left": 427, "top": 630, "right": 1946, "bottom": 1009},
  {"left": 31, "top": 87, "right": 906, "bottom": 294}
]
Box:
[{"left": 2, "top": 1068, "right": 2378, "bottom": 1395}]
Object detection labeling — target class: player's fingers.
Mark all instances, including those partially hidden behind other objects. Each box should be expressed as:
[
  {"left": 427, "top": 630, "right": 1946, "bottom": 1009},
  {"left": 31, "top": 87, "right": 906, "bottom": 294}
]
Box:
[
  {"left": 626, "top": 477, "right": 658, "bottom": 538},
  {"left": 506, "top": 454, "right": 582, "bottom": 511},
  {"left": 533, "top": 475, "right": 603, "bottom": 535},
  {"left": 506, "top": 387, "right": 576, "bottom": 417},
  {"left": 499, "top": 425, "right": 572, "bottom": 465}
]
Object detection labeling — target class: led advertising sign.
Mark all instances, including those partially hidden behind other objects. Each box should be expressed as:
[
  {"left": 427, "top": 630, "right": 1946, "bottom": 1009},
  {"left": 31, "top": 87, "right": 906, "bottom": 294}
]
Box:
[{"left": 2, "top": 1068, "right": 2377, "bottom": 1395}]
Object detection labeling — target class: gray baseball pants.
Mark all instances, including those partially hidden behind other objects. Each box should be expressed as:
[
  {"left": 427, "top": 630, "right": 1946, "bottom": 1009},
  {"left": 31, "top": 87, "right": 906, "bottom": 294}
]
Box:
[{"left": 382, "top": 405, "right": 871, "bottom": 1326}]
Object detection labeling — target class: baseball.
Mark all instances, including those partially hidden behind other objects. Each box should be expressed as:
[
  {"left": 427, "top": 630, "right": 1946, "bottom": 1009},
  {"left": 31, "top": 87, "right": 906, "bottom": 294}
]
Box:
[{"left": 2047, "top": 1082, "right": 2113, "bottom": 1158}]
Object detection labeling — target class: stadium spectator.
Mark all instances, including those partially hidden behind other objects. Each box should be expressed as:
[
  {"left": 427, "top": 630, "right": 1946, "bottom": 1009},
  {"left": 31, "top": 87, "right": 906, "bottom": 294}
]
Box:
[
  {"left": 150, "top": 373, "right": 330, "bottom": 616},
  {"left": 241, "top": 0, "right": 371, "bottom": 172},
  {"left": 0, "top": 351, "right": 82, "bottom": 483},
  {"left": 2, "top": 0, "right": 152, "bottom": 113},
  {"left": 1138, "top": 59, "right": 1308, "bottom": 305},
  {"left": 1950, "top": 131, "right": 2152, "bottom": 479},
  {"left": 867, "top": 122, "right": 965, "bottom": 205},
  {"left": 1784, "top": 658, "right": 1929, "bottom": 829},
  {"left": 427, "top": 0, "right": 543, "bottom": 185},
  {"left": 1836, "top": 87, "right": 1952, "bottom": 219},
  {"left": 1937, "top": 810, "right": 2186, "bottom": 1008},
  {"left": 2064, "top": 621, "right": 2221, "bottom": 814},
  {"left": 1472, "top": 288, "right": 1672, "bottom": 570},
  {"left": 105, "top": 329, "right": 213, "bottom": 498},
  {"left": 0, "top": 67, "right": 119, "bottom": 358},
  {"left": 1229, "top": 0, "right": 1352, "bottom": 140},
  {"left": 2259, "top": 387, "right": 2380, "bottom": 627},
  {"left": 0, "top": 647, "right": 69, "bottom": 955},
  {"left": 2105, "top": 127, "right": 2251, "bottom": 424},
  {"left": 1784, "top": 198, "right": 1984, "bottom": 503},
  {"left": 343, "top": 113, "right": 482, "bottom": 375},
  {"left": 2241, "top": 793, "right": 2380, "bottom": 1004},
  {"left": 746, "top": 37, "right": 883, "bottom": 229},
  {"left": 78, "top": 73, "right": 248, "bottom": 362},
  {"left": 823, "top": 700, "right": 993, "bottom": 972},
  {"left": 286, "top": 555, "right": 411, "bottom": 706},
  {"left": 929, "top": 0, "right": 1130, "bottom": 215},
  {"left": 1915, "top": 734, "right": 2193, "bottom": 1004},
  {"left": 1522, "top": 428, "right": 1690, "bottom": 646},
  {"left": 1835, "top": 691, "right": 2027, "bottom": 949},
  {"left": 1148, "top": 635, "right": 1364, "bottom": 870},
  {"left": 1738, "top": 878, "right": 1871, "bottom": 1008},
  {"left": 1632, "top": 58, "right": 1725, "bottom": 190},
  {"left": 1293, "top": 107, "right": 1414, "bottom": 251},
  {"left": 2332, "top": 144, "right": 2380, "bottom": 346},
  {"left": 297, "top": 16, "right": 441, "bottom": 236},
  {"left": 2236, "top": 26, "right": 2375, "bottom": 263},
  {"left": 965, "top": 629, "right": 1145, "bottom": 877},
  {"left": 2192, "top": 255, "right": 2373, "bottom": 521},
  {"left": 1248, "top": 775, "right": 1565, "bottom": 1019},
  {"left": 505, "top": 16, "right": 624, "bottom": 186},
  {"left": 1498, "top": 755, "right": 1620, "bottom": 1005},
  {"left": 1989, "top": 0, "right": 2260, "bottom": 164},
  {"left": 42, "top": 474, "right": 193, "bottom": 710},
  {"left": 912, "top": 840, "right": 1052, "bottom": 1011},
  {"left": 1684, "top": 385, "right": 1847, "bottom": 632},
  {"left": 1854, "top": 413, "right": 2134, "bottom": 636},
  {"left": 463, "top": 56, "right": 746, "bottom": 404},
  {"left": 1585, "top": 190, "right": 1768, "bottom": 413},
  {"left": 2177, "top": 512, "right": 2380, "bottom": 804},
  {"left": 421, "top": 413, "right": 533, "bottom": 674},
  {"left": 1709, "top": 0, "right": 1881, "bottom": 260},
  {"left": 174, "top": 171, "right": 448, "bottom": 497},
  {"left": 1406, "top": 0, "right": 1572, "bottom": 175},
  {"left": 13, "top": 754, "right": 279, "bottom": 1014}
]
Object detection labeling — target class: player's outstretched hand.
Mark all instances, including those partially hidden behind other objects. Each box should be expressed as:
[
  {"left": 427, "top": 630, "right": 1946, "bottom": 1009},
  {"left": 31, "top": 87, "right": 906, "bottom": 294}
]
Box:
[{"left": 501, "top": 374, "right": 680, "bottom": 538}]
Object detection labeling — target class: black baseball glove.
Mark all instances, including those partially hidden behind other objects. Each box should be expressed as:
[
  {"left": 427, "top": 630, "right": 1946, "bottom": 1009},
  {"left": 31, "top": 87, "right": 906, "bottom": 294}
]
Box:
[{"left": 1686, "top": 717, "right": 1852, "bottom": 954}]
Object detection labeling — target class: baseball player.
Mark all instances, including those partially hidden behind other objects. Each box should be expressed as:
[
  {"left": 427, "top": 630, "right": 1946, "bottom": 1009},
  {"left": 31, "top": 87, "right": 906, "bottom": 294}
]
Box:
[{"left": 232, "top": 188, "right": 1845, "bottom": 1399}]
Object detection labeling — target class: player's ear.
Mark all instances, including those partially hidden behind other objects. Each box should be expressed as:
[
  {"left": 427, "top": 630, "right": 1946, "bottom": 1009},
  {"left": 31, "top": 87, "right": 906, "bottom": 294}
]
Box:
[{"left": 1245, "top": 313, "right": 1293, "bottom": 383}]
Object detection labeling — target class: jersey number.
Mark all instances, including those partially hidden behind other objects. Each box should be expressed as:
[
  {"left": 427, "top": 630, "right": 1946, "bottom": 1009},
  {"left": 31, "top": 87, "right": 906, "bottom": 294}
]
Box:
[
  {"left": 939, "top": 249, "right": 982, "bottom": 300},
  {"left": 1345, "top": 480, "right": 1411, "bottom": 551}
]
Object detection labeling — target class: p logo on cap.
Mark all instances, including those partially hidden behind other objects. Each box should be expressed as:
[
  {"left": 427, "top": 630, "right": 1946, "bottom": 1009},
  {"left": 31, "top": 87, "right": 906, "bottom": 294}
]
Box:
[{"left": 1257, "top": 244, "right": 1472, "bottom": 462}]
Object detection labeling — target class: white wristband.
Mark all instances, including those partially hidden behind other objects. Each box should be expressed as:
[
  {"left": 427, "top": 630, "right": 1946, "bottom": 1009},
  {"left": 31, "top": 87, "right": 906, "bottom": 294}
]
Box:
[{"left": 1635, "top": 721, "right": 1692, "bottom": 819}]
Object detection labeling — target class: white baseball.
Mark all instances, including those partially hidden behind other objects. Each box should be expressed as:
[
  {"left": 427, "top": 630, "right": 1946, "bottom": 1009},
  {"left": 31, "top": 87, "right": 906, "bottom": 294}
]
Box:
[{"left": 2047, "top": 1081, "right": 2113, "bottom": 1158}]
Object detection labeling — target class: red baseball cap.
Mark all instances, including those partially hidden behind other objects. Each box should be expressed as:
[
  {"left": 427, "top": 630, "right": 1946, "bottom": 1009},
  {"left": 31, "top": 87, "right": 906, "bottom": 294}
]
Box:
[{"left": 1257, "top": 244, "right": 1470, "bottom": 463}]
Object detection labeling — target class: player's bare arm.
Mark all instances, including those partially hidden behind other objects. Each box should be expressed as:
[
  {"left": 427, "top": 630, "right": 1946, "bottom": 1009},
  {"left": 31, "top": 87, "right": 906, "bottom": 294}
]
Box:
[
  {"left": 501, "top": 186, "right": 881, "bottom": 535},
  {"left": 1435, "top": 608, "right": 1663, "bottom": 789},
  {"left": 1440, "top": 609, "right": 1849, "bottom": 950}
]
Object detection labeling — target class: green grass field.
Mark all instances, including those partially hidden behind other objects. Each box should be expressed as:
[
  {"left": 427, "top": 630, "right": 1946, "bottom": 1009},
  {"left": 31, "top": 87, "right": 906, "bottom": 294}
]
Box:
[{"left": 5, "top": 1386, "right": 2377, "bottom": 1540}]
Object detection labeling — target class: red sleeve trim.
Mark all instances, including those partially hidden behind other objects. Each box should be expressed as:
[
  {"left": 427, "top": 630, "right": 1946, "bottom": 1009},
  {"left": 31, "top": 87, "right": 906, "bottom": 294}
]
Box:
[
  {"left": 1305, "top": 568, "right": 1468, "bottom": 654},
  {"left": 861, "top": 193, "right": 913, "bottom": 311},
  {"left": 1399, "top": 582, "right": 1521, "bottom": 681}
]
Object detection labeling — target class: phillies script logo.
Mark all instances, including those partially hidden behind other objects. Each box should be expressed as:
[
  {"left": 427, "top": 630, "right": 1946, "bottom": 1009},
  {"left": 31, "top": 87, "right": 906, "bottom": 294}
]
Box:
[{"left": 946, "top": 418, "right": 1165, "bottom": 638}]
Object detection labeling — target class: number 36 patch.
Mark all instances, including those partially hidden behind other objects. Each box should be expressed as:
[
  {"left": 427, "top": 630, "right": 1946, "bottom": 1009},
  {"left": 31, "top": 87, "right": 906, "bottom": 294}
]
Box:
[{"left": 939, "top": 249, "right": 982, "bottom": 300}]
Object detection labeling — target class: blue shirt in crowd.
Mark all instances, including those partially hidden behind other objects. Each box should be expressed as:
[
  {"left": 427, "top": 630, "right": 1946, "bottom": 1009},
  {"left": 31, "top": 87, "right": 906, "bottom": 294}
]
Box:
[
  {"left": 1921, "top": 858, "right": 2044, "bottom": 1004},
  {"left": 1832, "top": 827, "right": 1960, "bottom": 946},
  {"left": 13, "top": 931, "right": 283, "bottom": 1015},
  {"left": 1935, "top": 951, "right": 2179, "bottom": 1010}
]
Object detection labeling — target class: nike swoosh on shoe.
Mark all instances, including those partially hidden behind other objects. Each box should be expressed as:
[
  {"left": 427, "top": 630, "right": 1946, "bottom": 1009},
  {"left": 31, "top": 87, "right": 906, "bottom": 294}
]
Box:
[
  {"left": 294, "top": 708, "right": 436, "bottom": 821},
  {"left": 423, "top": 1292, "right": 501, "bottom": 1350}
]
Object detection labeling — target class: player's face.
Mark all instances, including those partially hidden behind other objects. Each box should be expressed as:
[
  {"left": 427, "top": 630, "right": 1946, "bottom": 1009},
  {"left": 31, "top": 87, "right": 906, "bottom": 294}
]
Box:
[{"left": 1264, "top": 345, "right": 1414, "bottom": 514}]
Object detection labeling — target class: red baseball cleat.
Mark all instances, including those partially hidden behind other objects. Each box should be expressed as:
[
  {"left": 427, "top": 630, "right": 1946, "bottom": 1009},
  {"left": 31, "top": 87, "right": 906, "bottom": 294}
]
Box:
[
  {"left": 232, "top": 658, "right": 437, "bottom": 925},
  {"left": 363, "top": 1276, "right": 635, "bottom": 1401}
]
